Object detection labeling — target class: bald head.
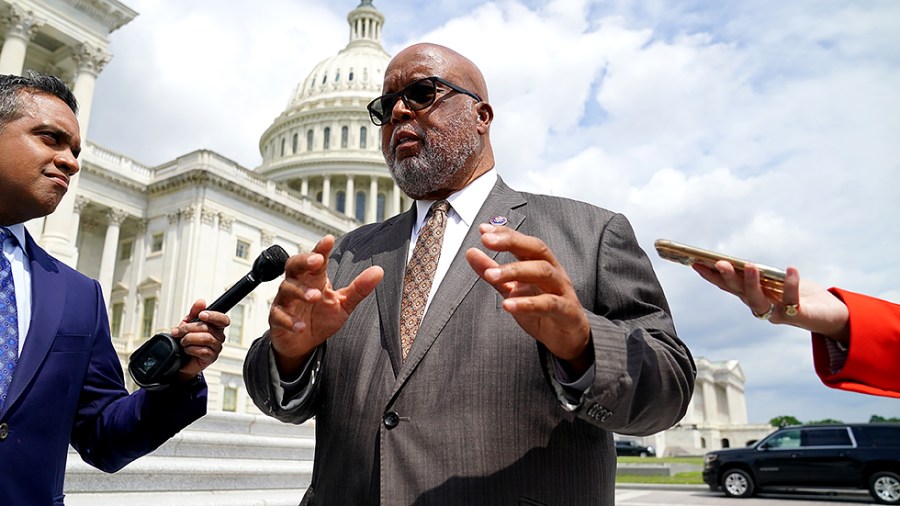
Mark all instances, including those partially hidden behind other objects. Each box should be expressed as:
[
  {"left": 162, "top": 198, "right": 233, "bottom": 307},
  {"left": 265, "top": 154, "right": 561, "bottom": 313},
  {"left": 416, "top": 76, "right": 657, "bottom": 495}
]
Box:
[{"left": 385, "top": 43, "right": 489, "bottom": 103}]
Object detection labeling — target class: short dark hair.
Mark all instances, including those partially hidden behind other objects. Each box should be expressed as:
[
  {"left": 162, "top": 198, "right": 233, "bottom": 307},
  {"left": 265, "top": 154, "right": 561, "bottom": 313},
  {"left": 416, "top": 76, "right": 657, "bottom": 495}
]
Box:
[{"left": 0, "top": 71, "right": 78, "bottom": 130}]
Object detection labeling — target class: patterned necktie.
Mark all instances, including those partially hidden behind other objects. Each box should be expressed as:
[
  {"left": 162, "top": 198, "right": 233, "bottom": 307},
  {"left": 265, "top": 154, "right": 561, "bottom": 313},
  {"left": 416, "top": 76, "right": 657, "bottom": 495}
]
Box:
[
  {"left": 400, "top": 200, "right": 450, "bottom": 359},
  {"left": 0, "top": 227, "right": 19, "bottom": 411}
]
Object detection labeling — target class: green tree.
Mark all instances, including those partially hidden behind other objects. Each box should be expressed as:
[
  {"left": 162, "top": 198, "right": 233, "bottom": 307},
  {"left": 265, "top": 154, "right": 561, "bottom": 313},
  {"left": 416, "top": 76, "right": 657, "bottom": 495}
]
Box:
[
  {"left": 807, "top": 418, "right": 843, "bottom": 425},
  {"left": 870, "top": 415, "right": 900, "bottom": 423},
  {"left": 770, "top": 415, "right": 801, "bottom": 427}
]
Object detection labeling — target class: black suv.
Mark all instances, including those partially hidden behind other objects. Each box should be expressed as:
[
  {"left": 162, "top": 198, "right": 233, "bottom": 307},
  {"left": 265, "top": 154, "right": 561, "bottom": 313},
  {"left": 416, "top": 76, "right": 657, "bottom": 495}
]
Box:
[
  {"left": 703, "top": 424, "right": 900, "bottom": 504},
  {"left": 615, "top": 439, "right": 656, "bottom": 457}
]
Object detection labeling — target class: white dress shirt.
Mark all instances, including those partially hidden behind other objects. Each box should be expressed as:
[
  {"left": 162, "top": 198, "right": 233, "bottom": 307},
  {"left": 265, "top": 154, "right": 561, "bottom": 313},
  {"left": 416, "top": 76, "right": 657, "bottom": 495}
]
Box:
[{"left": 407, "top": 168, "right": 497, "bottom": 311}]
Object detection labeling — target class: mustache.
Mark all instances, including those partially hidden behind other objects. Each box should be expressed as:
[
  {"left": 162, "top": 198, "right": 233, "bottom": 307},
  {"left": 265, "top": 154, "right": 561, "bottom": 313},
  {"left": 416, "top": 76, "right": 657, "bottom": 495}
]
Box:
[{"left": 390, "top": 125, "right": 426, "bottom": 150}]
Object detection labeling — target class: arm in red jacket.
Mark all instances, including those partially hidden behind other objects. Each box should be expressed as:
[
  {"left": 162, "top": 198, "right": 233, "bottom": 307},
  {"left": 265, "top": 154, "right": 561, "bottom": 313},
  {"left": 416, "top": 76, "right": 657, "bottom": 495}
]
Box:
[{"left": 812, "top": 288, "right": 900, "bottom": 398}]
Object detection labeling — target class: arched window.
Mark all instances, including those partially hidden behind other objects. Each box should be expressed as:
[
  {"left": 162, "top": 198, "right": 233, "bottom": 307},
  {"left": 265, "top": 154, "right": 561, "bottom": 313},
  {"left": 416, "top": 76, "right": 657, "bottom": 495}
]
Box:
[
  {"left": 324, "top": 127, "right": 331, "bottom": 150},
  {"left": 292, "top": 133, "right": 298, "bottom": 154},
  {"left": 307, "top": 129, "right": 314, "bottom": 151},
  {"left": 359, "top": 126, "right": 367, "bottom": 149},
  {"left": 280, "top": 138, "right": 285, "bottom": 157},
  {"left": 355, "top": 191, "right": 366, "bottom": 222},
  {"left": 336, "top": 191, "right": 346, "bottom": 213},
  {"left": 377, "top": 193, "right": 386, "bottom": 221},
  {"left": 341, "top": 126, "right": 349, "bottom": 148},
  {"left": 315, "top": 191, "right": 323, "bottom": 203},
  {"left": 348, "top": 69, "right": 354, "bottom": 81}
]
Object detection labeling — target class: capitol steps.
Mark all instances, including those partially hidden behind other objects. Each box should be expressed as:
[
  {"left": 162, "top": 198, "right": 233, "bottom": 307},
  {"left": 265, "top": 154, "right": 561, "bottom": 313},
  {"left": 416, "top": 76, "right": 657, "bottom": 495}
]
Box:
[{"left": 63, "top": 411, "right": 314, "bottom": 506}]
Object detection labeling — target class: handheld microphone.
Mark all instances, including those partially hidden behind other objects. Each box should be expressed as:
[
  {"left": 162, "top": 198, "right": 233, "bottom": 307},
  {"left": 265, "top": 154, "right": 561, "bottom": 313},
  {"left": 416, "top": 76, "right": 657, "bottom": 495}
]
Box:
[{"left": 128, "top": 244, "right": 290, "bottom": 390}]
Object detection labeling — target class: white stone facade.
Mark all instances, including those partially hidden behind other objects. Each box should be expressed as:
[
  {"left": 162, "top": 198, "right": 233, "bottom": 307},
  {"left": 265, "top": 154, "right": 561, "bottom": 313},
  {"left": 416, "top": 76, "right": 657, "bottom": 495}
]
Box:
[
  {"left": 0, "top": 0, "right": 391, "bottom": 414},
  {"left": 620, "top": 357, "right": 773, "bottom": 456}
]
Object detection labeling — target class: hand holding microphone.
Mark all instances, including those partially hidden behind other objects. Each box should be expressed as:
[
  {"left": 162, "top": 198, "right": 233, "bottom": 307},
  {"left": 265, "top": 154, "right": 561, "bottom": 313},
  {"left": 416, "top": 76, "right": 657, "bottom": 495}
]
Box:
[{"left": 129, "top": 245, "right": 290, "bottom": 389}]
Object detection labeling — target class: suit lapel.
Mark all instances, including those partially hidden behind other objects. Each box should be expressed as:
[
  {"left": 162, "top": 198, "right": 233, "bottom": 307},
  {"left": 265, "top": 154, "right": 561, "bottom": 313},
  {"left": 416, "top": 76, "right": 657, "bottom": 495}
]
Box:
[
  {"left": 373, "top": 207, "right": 415, "bottom": 376},
  {"left": 3, "top": 232, "right": 66, "bottom": 414},
  {"left": 391, "top": 177, "right": 527, "bottom": 398}
]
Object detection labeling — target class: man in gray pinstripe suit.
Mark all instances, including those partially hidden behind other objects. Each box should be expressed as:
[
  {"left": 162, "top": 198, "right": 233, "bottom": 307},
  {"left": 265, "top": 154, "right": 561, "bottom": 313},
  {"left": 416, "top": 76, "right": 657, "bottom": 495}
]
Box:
[{"left": 245, "top": 42, "right": 696, "bottom": 506}]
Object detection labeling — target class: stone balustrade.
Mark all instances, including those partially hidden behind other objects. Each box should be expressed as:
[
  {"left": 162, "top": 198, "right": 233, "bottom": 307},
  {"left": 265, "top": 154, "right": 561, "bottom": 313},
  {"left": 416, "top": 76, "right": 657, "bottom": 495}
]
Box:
[{"left": 63, "top": 411, "right": 314, "bottom": 505}]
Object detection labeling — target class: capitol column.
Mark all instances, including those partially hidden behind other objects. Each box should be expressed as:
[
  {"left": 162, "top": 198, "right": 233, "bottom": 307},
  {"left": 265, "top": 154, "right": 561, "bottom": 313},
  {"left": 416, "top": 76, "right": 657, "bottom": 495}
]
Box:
[
  {"left": 322, "top": 175, "right": 331, "bottom": 207},
  {"left": 300, "top": 177, "right": 309, "bottom": 198},
  {"left": 70, "top": 43, "right": 110, "bottom": 137},
  {"left": 368, "top": 177, "right": 378, "bottom": 223},
  {"left": 98, "top": 208, "right": 128, "bottom": 300},
  {"left": 345, "top": 177, "right": 355, "bottom": 218},
  {"left": 0, "top": 4, "right": 42, "bottom": 75},
  {"left": 70, "top": 195, "right": 89, "bottom": 239},
  {"left": 39, "top": 43, "right": 110, "bottom": 266},
  {"left": 5, "top": 7, "right": 45, "bottom": 237},
  {"left": 393, "top": 181, "right": 401, "bottom": 216}
]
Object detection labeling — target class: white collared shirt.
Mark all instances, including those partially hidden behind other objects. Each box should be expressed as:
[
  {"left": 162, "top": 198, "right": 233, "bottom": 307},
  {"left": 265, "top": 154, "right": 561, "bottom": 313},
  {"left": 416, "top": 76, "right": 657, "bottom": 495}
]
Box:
[
  {"left": 408, "top": 168, "right": 497, "bottom": 311},
  {"left": 1, "top": 223, "right": 32, "bottom": 352}
]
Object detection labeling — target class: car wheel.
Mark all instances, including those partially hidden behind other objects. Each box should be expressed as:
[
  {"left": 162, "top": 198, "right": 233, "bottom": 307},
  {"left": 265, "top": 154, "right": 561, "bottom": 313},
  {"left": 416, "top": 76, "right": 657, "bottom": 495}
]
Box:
[
  {"left": 721, "top": 469, "right": 755, "bottom": 498},
  {"left": 869, "top": 471, "right": 900, "bottom": 505},
  {"left": 639, "top": 451, "right": 648, "bottom": 457}
]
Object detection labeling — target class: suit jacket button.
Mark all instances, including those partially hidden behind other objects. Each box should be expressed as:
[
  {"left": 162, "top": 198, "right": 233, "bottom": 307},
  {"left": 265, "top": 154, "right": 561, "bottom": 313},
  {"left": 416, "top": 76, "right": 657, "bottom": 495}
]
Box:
[
  {"left": 0, "top": 423, "right": 8, "bottom": 440},
  {"left": 383, "top": 411, "right": 400, "bottom": 430}
]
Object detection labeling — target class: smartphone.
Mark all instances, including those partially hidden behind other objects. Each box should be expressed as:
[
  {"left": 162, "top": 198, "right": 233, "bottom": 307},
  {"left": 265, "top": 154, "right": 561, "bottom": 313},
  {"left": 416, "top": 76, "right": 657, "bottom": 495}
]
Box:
[{"left": 654, "top": 239, "right": 786, "bottom": 294}]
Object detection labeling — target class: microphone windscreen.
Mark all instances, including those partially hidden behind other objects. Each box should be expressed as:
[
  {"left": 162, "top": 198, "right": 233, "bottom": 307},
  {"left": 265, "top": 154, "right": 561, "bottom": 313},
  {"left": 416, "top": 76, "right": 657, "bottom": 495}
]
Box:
[{"left": 254, "top": 245, "right": 289, "bottom": 281}]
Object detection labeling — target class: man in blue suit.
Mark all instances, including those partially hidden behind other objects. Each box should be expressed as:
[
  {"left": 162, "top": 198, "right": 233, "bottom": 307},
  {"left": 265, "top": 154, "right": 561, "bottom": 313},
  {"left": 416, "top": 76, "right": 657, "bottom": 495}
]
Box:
[{"left": 0, "top": 73, "right": 230, "bottom": 504}]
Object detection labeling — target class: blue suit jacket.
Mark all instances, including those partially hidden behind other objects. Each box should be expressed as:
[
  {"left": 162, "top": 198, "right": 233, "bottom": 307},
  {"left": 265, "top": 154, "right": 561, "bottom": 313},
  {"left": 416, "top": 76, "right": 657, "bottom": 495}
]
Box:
[{"left": 0, "top": 230, "right": 207, "bottom": 505}]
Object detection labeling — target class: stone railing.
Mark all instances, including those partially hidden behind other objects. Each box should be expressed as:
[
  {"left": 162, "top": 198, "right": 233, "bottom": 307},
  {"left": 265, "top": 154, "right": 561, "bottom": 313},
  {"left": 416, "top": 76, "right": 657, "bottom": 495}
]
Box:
[{"left": 63, "top": 411, "right": 314, "bottom": 506}]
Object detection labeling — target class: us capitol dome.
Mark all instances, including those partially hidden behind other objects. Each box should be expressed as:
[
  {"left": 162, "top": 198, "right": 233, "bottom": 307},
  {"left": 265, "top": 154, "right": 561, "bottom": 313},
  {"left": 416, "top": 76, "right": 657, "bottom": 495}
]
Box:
[{"left": 256, "top": 0, "right": 410, "bottom": 224}]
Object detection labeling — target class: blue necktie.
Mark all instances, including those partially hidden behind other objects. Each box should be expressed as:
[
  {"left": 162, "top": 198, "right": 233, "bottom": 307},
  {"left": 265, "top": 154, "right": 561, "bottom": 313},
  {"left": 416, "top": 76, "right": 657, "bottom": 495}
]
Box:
[{"left": 0, "top": 227, "right": 19, "bottom": 411}]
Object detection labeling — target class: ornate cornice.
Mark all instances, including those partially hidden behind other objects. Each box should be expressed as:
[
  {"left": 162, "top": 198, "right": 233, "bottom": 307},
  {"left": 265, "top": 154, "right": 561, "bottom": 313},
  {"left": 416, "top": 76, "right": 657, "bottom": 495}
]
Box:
[
  {"left": 146, "top": 169, "right": 351, "bottom": 236},
  {"left": 80, "top": 161, "right": 147, "bottom": 193},
  {"left": 200, "top": 206, "right": 218, "bottom": 225},
  {"left": 105, "top": 207, "right": 128, "bottom": 225},
  {"left": 218, "top": 213, "right": 234, "bottom": 232},
  {"left": 1, "top": 3, "right": 44, "bottom": 40},
  {"left": 60, "top": 0, "right": 138, "bottom": 33},
  {"left": 72, "top": 43, "right": 112, "bottom": 76},
  {"left": 74, "top": 195, "right": 90, "bottom": 213}
]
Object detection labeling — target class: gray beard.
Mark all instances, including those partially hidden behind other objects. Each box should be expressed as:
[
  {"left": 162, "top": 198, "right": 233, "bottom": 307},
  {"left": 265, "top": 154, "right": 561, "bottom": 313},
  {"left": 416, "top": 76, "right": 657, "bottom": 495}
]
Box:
[{"left": 385, "top": 118, "right": 479, "bottom": 200}]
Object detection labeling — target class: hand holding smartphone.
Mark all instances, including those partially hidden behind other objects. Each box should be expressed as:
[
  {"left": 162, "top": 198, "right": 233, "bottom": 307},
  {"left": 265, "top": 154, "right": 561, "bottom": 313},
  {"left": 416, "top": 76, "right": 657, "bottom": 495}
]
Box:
[{"left": 654, "top": 239, "right": 786, "bottom": 295}]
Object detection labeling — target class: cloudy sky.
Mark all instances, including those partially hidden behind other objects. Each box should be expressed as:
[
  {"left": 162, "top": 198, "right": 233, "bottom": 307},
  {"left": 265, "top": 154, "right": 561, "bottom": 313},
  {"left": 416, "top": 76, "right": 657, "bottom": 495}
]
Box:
[{"left": 87, "top": 0, "right": 900, "bottom": 424}]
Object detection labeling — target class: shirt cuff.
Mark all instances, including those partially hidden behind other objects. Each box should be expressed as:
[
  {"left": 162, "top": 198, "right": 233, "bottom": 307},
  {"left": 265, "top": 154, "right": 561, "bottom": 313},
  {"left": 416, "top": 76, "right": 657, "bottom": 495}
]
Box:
[
  {"left": 548, "top": 355, "right": 596, "bottom": 411},
  {"left": 268, "top": 346, "right": 321, "bottom": 410}
]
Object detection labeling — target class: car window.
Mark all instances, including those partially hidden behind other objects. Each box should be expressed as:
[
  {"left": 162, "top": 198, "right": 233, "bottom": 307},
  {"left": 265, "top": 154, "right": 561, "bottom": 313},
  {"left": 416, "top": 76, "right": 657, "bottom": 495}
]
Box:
[
  {"left": 800, "top": 428, "right": 853, "bottom": 447},
  {"left": 765, "top": 429, "right": 801, "bottom": 448},
  {"left": 854, "top": 427, "right": 900, "bottom": 447}
]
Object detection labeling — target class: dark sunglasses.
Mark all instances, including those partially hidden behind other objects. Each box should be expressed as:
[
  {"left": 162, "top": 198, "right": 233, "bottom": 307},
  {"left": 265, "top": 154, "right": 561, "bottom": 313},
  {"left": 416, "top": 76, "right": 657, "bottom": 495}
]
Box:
[{"left": 367, "top": 76, "right": 482, "bottom": 126}]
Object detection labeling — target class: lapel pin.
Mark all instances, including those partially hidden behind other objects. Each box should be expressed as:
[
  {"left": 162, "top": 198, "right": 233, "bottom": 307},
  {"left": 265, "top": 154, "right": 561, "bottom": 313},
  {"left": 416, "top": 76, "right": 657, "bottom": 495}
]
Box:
[{"left": 490, "top": 216, "right": 508, "bottom": 226}]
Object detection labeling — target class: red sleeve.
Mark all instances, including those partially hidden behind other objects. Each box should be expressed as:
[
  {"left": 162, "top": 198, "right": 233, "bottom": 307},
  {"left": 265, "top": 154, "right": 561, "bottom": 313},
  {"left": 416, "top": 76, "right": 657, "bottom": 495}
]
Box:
[{"left": 811, "top": 288, "right": 900, "bottom": 398}]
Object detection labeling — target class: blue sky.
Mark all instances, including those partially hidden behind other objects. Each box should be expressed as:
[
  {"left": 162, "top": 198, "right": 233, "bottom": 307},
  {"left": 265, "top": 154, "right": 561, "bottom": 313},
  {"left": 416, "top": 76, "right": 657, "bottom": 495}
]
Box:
[{"left": 88, "top": 0, "right": 900, "bottom": 424}]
